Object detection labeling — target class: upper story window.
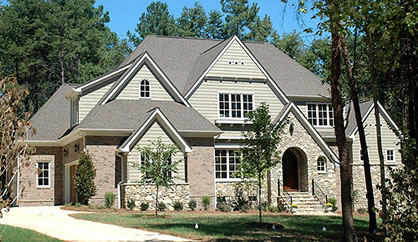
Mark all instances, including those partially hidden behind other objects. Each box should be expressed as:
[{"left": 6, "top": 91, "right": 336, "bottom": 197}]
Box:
[
  {"left": 219, "top": 93, "right": 253, "bottom": 119},
  {"left": 386, "top": 149, "right": 395, "bottom": 162},
  {"left": 70, "top": 98, "right": 79, "bottom": 127},
  {"left": 317, "top": 157, "right": 327, "bottom": 172},
  {"left": 140, "top": 80, "right": 150, "bottom": 98},
  {"left": 37, "top": 162, "right": 50, "bottom": 187},
  {"left": 307, "top": 103, "right": 334, "bottom": 127},
  {"left": 215, "top": 149, "right": 241, "bottom": 179}
]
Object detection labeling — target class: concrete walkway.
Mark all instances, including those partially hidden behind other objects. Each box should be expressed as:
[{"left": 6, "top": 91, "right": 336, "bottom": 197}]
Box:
[{"left": 0, "top": 206, "right": 189, "bottom": 241}]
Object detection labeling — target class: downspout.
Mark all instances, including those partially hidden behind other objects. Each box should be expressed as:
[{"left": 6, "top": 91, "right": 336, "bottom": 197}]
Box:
[{"left": 116, "top": 152, "right": 124, "bottom": 209}]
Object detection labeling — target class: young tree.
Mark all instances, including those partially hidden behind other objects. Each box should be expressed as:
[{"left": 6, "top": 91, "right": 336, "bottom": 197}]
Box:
[
  {"left": 74, "top": 152, "right": 97, "bottom": 205},
  {"left": 134, "top": 138, "right": 180, "bottom": 216},
  {"left": 0, "top": 77, "right": 33, "bottom": 210},
  {"left": 240, "top": 102, "right": 285, "bottom": 224}
]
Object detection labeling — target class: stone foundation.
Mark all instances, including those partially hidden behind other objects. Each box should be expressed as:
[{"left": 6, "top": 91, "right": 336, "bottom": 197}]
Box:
[{"left": 123, "top": 183, "right": 190, "bottom": 210}]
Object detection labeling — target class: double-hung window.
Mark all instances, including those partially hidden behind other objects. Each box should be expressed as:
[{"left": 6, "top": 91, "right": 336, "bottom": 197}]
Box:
[
  {"left": 215, "top": 150, "right": 241, "bottom": 179},
  {"left": 37, "top": 162, "right": 50, "bottom": 187},
  {"left": 219, "top": 93, "right": 254, "bottom": 119},
  {"left": 307, "top": 103, "right": 334, "bottom": 127},
  {"left": 140, "top": 80, "right": 150, "bottom": 98},
  {"left": 386, "top": 149, "right": 395, "bottom": 162},
  {"left": 317, "top": 157, "right": 327, "bottom": 172}
]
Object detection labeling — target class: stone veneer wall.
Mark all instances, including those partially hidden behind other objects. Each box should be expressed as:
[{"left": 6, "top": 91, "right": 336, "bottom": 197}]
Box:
[
  {"left": 123, "top": 184, "right": 189, "bottom": 210},
  {"left": 19, "top": 147, "right": 63, "bottom": 206},
  {"left": 85, "top": 136, "right": 124, "bottom": 206}
]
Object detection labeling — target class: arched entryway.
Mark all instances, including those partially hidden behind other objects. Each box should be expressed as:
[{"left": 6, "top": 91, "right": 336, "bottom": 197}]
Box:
[{"left": 282, "top": 148, "right": 308, "bottom": 192}]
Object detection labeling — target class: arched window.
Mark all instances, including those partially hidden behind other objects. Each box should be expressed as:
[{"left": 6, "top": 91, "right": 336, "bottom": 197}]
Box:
[
  {"left": 140, "top": 80, "right": 150, "bottom": 98},
  {"left": 317, "top": 157, "right": 326, "bottom": 172}
]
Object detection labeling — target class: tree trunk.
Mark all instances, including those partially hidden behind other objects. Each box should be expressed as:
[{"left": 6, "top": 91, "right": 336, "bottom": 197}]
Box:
[
  {"left": 330, "top": 22, "right": 357, "bottom": 241},
  {"left": 340, "top": 36, "right": 377, "bottom": 234},
  {"left": 267, "top": 170, "right": 272, "bottom": 205},
  {"left": 258, "top": 173, "right": 262, "bottom": 224},
  {"left": 155, "top": 184, "right": 159, "bottom": 216}
]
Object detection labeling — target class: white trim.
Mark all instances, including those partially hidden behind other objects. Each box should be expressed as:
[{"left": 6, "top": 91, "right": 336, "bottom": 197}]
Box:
[
  {"left": 349, "top": 103, "right": 375, "bottom": 137},
  {"left": 316, "top": 156, "right": 327, "bottom": 173},
  {"left": 74, "top": 64, "right": 132, "bottom": 93},
  {"left": 217, "top": 92, "right": 255, "bottom": 120},
  {"left": 214, "top": 143, "right": 243, "bottom": 149},
  {"left": 119, "top": 109, "right": 192, "bottom": 153},
  {"left": 139, "top": 79, "right": 152, "bottom": 99},
  {"left": 306, "top": 102, "right": 334, "bottom": 128},
  {"left": 36, "top": 161, "right": 51, "bottom": 188},
  {"left": 64, "top": 160, "right": 78, "bottom": 203},
  {"left": 214, "top": 148, "right": 241, "bottom": 181},
  {"left": 377, "top": 102, "right": 401, "bottom": 133},
  {"left": 359, "top": 149, "right": 364, "bottom": 163},
  {"left": 385, "top": 148, "right": 396, "bottom": 163}
]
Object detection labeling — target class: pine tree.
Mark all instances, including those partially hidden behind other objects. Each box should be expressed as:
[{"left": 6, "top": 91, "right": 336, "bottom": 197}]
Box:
[{"left": 74, "top": 152, "right": 97, "bottom": 205}]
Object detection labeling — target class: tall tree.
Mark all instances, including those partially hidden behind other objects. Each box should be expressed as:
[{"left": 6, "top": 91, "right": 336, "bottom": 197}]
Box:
[
  {"left": 177, "top": 2, "right": 207, "bottom": 38},
  {"left": 220, "top": 0, "right": 259, "bottom": 39},
  {"left": 245, "top": 15, "right": 273, "bottom": 41},
  {"left": 205, "top": 10, "right": 225, "bottom": 39},
  {"left": 127, "top": 1, "right": 176, "bottom": 45}
]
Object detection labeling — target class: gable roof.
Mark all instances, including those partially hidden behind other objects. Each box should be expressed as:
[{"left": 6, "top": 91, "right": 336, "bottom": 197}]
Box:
[
  {"left": 28, "top": 83, "right": 75, "bottom": 141},
  {"left": 118, "top": 108, "right": 192, "bottom": 153},
  {"left": 121, "top": 35, "right": 330, "bottom": 98},
  {"left": 347, "top": 100, "right": 400, "bottom": 137},
  {"left": 78, "top": 99, "right": 221, "bottom": 134},
  {"left": 274, "top": 103, "right": 339, "bottom": 163}
]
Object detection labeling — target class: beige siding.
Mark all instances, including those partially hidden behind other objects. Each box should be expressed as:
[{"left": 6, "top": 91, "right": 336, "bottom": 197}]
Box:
[
  {"left": 296, "top": 101, "right": 335, "bottom": 134},
  {"left": 207, "top": 40, "right": 266, "bottom": 79},
  {"left": 79, "top": 83, "right": 113, "bottom": 122},
  {"left": 352, "top": 110, "right": 400, "bottom": 165},
  {"left": 127, "top": 121, "right": 185, "bottom": 183},
  {"left": 116, "top": 65, "right": 173, "bottom": 101}
]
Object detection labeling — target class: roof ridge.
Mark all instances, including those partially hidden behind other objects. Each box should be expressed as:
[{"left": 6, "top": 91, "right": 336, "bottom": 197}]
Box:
[
  {"left": 148, "top": 35, "right": 222, "bottom": 42},
  {"left": 200, "top": 36, "right": 231, "bottom": 55},
  {"left": 30, "top": 83, "right": 69, "bottom": 121}
]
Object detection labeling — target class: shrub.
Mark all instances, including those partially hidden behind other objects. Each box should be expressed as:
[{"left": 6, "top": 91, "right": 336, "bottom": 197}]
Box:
[
  {"left": 173, "top": 201, "right": 183, "bottom": 211},
  {"left": 157, "top": 202, "right": 166, "bottom": 211},
  {"left": 231, "top": 184, "right": 251, "bottom": 212},
  {"left": 201, "top": 196, "right": 211, "bottom": 210},
  {"left": 277, "top": 204, "right": 286, "bottom": 212},
  {"left": 268, "top": 205, "right": 278, "bottom": 213},
  {"left": 259, "top": 201, "right": 269, "bottom": 211},
  {"left": 217, "top": 202, "right": 232, "bottom": 212},
  {"left": 75, "top": 202, "right": 81, "bottom": 207},
  {"left": 104, "top": 192, "right": 116, "bottom": 208},
  {"left": 328, "top": 197, "right": 338, "bottom": 211},
  {"left": 140, "top": 202, "right": 149, "bottom": 211},
  {"left": 188, "top": 200, "right": 197, "bottom": 211},
  {"left": 357, "top": 208, "right": 367, "bottom": 214},
  {"left": 74, "top": 152, "right": 97, "bottom": 205},
  {"left": 127, "top": 199, "right": 135, "bottom": 210}
]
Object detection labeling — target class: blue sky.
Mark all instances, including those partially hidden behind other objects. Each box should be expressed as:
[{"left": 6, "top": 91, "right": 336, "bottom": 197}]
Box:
[{"left": 95, "top": 0, "right": 321, "bottom": 42}]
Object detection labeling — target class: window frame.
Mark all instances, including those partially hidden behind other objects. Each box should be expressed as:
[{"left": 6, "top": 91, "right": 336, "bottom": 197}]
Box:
[
  {"left": 70, "top": 98, "right": 79, "bottom": 127},
  {"left": 317, "top": 157, "right": 327, "bottom": 173},
  {"left": 385, "top": 149, "right": 395, "bottom": 162},
  {"left": 36, "top": 162, "right": 51, "bottom": 188},
  {"left": 217, "top": 92, "right": 255, "bottom": 120},
  {"left": 215, "top": 149, "right": 241, "bottom": 181},
  {"left": 306, "top": 103, "right": 334, "bottom": 127},
  {"left": 359, "top": 149, "right": 364, "bottom": 162},
  {"left": 139, "top": 79, "right": 151, "bottom": 99}
]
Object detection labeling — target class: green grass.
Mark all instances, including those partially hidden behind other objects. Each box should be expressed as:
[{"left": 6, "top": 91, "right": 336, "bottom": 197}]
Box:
[
  {"left": 72, "top": 212, "right": 381, "bottom": 241},
  {"left": 0, "top": 224, "right": 61, "bottom": 242}
]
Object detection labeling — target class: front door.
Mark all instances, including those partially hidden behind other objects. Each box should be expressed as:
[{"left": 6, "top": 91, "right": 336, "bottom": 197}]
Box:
[
  {"left": 69, "top": 165, "right": 77, "bottom": 204},
  {"left": 283, "top": 150, "right": 298, "bottom": 191}
]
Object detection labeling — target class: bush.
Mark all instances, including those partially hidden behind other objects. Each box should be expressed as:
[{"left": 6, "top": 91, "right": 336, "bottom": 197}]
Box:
[
  {"left": 268, "top": 205, "right": 278, "bottom": 213},
  {"left": 328, "top": 197, "right": 338, "bottom": 211},
  {"left": 104, "top": 192, "right": 116, "bottom": 208},
  {"left": 157, "top": 201, "right": 166, "bottom": 211},
  {"left": 74, "top": 152, "right": 97, "bottom": 205},
  {"left": 75, "top": 202, "right": 81, "bottom": 207},
  {"left": 357, "top": 208, "right": 368, "bottom": 214},
  {"left": 259, "top": 201, "right": 269, "bottom": 211},
  {"left": 188, "top": 200, "right": 197, "bottom": 211},
  {"left": 201, "top": 196, "right": 211, "bottom": 210},
  {"left": 217, "top": 202, "right": 232, "bottom": 212},
  {"left": 127, "top": 199, "right": 135, "bottom": 210},
  {"left": 231, "top": 184, "right": 251, "bottom": 212},
  {"left": 140, "top": 202, "right": 149, "bottom": 211},
  {"left": 173, "top": 201, "right": 183, "bottom": 211},
  {"left": 277, "top": 204, "right": 286, "bottom": 212}
]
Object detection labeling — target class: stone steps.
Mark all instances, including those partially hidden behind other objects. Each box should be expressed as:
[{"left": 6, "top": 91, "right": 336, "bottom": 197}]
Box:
[{"left": 279, "top": 192, "right": 328, "bottom": 214}]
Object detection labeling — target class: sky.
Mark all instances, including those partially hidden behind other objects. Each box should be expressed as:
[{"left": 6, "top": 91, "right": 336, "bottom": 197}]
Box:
[{"left": 94, "top": 0, "right": 322, "bottom": 43}]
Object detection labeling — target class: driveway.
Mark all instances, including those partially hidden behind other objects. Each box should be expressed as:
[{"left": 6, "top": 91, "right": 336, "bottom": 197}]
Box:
[{"left": 0, "top": 206, "right": 189, "bottom": 241}]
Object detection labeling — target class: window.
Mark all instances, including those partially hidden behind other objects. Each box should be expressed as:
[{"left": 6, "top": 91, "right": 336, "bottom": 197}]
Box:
[
  {"left": 215, "top": 149, "right": 240, "bottom": 179},
  {"left": 317, "top": 157, "right": 327, "bottom": 172},
  {"left": 218, "top": 93, "right": 254, "bottom": 119},
  {"left": 307, "top": 103, "right": 334, "bottom": 127},
  {"left": 70, "top": 99, "right": 79, "bottom": 127},
  {"left": 386, "top": 149, "right": 395, "bottom": 162},
  {"left": 140, "top": 80, "right": 150, "bottom": 98},
  {"left": 37, "top": 162, "right": 50, "bottom": 187},
  {"left": 140, "top": 152, "right": 172, "bottom": 178}
]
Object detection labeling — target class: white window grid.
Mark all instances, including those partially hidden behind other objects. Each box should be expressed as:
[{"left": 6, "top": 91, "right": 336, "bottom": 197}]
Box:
[
  {"left": 307, "top": 103, "right": 334, "bottom": 127},
  {"left": 218, "top": 93, "right": 254, "bottom": 119},
  {"left": 36, "top": 162, "right": 50, "bottom": 188},
  {"left": 386, "top": 149, "right": 395, "bottom": 162},
  {"left": 139, "top": 79, "right": 151, "bottom": 98},
  {"left": 215, "top": 149, "right": 240, "bottom": 180},
  {"left": 317, "top": 157, "right": 327, "bottom": 172}
]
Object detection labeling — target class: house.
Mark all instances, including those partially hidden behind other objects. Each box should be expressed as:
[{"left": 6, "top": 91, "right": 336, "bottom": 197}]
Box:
[{"left": 21, "top": 35, "right": 401, "bottom": 211}]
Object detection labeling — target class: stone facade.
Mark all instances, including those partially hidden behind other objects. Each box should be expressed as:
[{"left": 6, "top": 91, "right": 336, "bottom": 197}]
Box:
[
  {"left": 123, "top": 184, "right": 189, "bottom": 210},
  {"left": 19, "top": 147, "right": 63, "bottom": 206}
]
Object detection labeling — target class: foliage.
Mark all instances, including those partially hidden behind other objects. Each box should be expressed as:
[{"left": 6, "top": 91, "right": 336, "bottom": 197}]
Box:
[
  {"left": 188, "top": 200, "right": 197, "bottom": 211},
  {"left": 328, "top": 197, "right": 338, "bottom": 211},
  {"left": 173, "top": 201, "right": 184, "bottom": 211},
  {"left": 140, "top": 202, "right": 149, "bottom": 211},
  {"left": 104, "top": 192, "right": 116, "bottom": 208},
  {"left": 0, "top": 0, "right": 129, "bottom": 112},
  {"left": 217, "top": 201, "right": 232, "bottom": 212},
  {"left": 74, "top": 152, "right": 96, "bottom": 205},
  {"left": 240, "top": 102, "right": 285, "bottom": 223},
  {"left": 326, "top": 202, "right": 333, "bottom": 208},
  {"left": 0, "top": 77, "right": 33, "bottom": 200},
  {"left": 290, "top": 204, "right": 298, "bottom": 209},
  {"left": 157, "top": 201, "right": 166, "bottom": 211},
  {"left": 201, "top": 196, "right": 211, "bottom": 210},
  {"left": 75, "top": 202, "right": 81, "bottom": 207},
  {"left": 230, "top": 183, "right": 251, "bottom": 212},
  {"left": 177, "top": 3, "right": 207, "bottom": 38},
  {"left": 132, "top": 138, "right": 180, "bottom": 216},
  {"left": 127, "top": 199, "right": 136, "bottom": 211}
]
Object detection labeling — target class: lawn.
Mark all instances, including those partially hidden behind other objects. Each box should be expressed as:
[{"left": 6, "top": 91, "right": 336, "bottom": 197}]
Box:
[
  {"left": 0, "top": 224, "right": 61, "bottom": 242},
  {"left": 71, "top": 211, "right": 381, "bottom": 241}
]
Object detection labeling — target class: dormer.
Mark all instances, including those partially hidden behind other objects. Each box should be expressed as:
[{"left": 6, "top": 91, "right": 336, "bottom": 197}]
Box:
[{"left": 70, "top": 97, "right": 79, "bottom": 127}]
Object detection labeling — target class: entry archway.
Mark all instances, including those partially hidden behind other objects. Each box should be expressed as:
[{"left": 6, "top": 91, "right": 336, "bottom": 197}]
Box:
[{"left": 282, "top": 147, "right": 308, "bottom": 192}]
